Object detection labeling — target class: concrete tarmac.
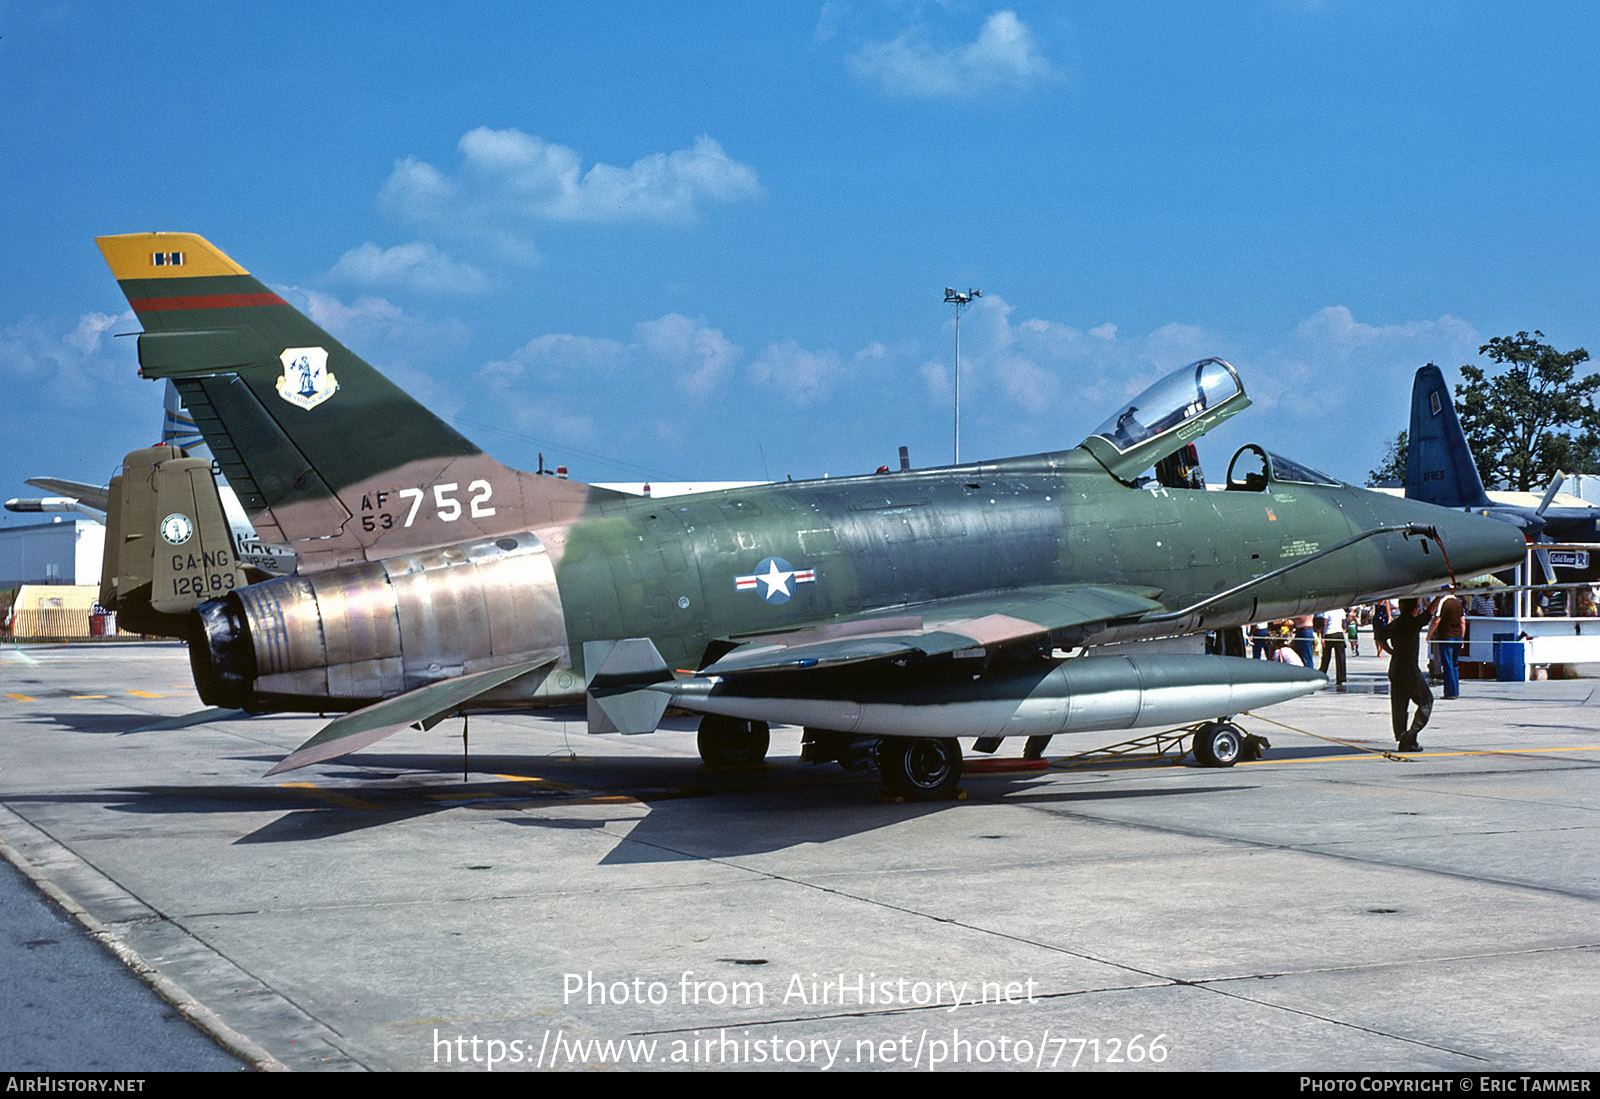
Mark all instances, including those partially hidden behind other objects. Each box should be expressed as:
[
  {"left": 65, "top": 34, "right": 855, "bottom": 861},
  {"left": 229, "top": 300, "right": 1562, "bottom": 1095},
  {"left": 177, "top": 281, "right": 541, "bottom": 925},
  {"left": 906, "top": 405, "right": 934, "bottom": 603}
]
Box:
[{"left": 1, "top": 640, "right": 1597, "bottom": 1072}]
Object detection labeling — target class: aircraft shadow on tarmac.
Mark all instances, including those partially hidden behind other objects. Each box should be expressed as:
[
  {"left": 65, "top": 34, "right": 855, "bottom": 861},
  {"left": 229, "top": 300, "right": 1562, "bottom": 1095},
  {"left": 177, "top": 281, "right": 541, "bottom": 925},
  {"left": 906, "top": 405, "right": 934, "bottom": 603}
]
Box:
[
  {"left": 10, "top": 746, "right": 1258, "bottom": 859},
  {"left": 19, "top": 713, "right": 166, "bottom": 736}
]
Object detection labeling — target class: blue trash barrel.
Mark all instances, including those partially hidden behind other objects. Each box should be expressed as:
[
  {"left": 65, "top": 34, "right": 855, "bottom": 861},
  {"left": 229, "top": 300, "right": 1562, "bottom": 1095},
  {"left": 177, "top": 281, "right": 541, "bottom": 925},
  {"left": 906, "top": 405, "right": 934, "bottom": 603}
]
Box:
[{"left": 1494, "top": 633, "right": 1525, "bottom": 682}]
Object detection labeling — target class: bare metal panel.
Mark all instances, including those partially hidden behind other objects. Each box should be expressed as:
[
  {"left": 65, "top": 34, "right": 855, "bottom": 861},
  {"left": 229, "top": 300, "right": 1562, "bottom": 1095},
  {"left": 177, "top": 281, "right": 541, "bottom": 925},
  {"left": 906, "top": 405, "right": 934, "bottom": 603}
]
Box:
[
  {"left": 310, "top": 561, "right": 402, "bottom": 668},
  {"left": 228, "top": 533, "right": 565, "bottom": 707},
  {"left": 323, "top": 656, "right": 406, "bottom": 700}
]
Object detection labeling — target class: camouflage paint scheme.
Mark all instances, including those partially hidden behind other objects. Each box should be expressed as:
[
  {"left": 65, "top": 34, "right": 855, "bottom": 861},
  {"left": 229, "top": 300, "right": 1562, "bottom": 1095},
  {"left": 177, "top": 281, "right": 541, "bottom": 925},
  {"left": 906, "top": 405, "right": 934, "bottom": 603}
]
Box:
[{"left": 96, "top": 233, "right": 1527, "bottom": 787}]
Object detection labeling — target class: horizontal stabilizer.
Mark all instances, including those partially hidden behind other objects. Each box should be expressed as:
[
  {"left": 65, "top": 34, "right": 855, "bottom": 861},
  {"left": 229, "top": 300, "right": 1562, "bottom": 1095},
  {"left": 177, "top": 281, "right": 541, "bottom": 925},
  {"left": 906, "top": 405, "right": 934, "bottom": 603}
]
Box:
[{"left": 266, "top": 657, "right": 554, "bottom": 775}]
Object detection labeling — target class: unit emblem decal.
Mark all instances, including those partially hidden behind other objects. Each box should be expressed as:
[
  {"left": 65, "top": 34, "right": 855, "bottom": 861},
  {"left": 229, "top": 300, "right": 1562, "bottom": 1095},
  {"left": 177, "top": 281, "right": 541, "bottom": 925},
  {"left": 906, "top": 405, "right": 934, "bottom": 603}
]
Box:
[
  {"left": 276, "top": 347, "right": 339, "bottom": 410},
  {"left": 160, "top": 513, "right": 194, "bottom": 546},
  {"left": 734, "top": 557, "right": 816, "bottom": 605}
]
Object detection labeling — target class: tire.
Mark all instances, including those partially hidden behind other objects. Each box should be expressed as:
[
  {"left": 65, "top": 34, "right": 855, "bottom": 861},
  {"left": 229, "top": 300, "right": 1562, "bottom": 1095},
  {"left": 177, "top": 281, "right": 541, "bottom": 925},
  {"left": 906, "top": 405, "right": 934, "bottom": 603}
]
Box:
[
  {"left": 697, "top": 716, "right": 770, "bottom": 768},
  {"left": 880, "top": 738, "right": 964, "bottom": 800},
  {"left": 1191, "top": 720, "right": 1243, "bottom": 768}
]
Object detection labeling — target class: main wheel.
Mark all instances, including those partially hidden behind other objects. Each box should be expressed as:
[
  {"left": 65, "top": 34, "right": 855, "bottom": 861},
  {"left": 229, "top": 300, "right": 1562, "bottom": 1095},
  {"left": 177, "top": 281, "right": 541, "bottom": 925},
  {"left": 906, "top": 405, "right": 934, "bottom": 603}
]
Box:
[
  {"left": 880, "top": 738, "right": 964, "bottom": 800},
  {"left": 1191, "top": 720, "right": 1243, "bottom": 767},
  {"left": 697, "top": 716, "right": 770, "bottom": 768}
]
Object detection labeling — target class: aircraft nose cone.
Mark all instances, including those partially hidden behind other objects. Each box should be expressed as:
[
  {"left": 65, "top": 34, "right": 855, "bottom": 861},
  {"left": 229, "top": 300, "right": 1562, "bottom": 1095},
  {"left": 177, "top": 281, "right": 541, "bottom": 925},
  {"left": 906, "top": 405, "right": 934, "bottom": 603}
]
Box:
[{"left": 1435, "top": 508, "right": 1528, "bottom": 578}]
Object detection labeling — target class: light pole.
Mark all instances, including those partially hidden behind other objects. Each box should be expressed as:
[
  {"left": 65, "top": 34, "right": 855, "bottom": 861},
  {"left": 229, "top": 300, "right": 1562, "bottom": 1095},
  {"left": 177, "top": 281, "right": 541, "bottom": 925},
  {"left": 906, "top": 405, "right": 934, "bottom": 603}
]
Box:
[{"left": 944, "top": 287, "right": 981, "bottom": 464}]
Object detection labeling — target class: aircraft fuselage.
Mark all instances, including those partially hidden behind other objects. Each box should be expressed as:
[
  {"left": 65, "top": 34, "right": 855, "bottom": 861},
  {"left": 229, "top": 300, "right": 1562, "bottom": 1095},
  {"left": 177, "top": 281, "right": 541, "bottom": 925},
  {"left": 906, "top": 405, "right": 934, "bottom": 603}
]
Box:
[
  {"left": 557, "top": 449, "right": 1522, "bottom": 672},
  {"left": 193, "top": 444, "right": 1527, "bottom": 715}
]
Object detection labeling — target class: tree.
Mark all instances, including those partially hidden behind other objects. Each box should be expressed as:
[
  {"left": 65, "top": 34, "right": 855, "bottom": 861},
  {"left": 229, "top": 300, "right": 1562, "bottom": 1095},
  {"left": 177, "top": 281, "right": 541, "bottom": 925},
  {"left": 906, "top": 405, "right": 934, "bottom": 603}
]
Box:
[
  {"left": 1367, "top": 429, "right": 1407, "bottom": 487},
  {"left": 1455, "top": 332, "right": 1600, "bottom": 491}
]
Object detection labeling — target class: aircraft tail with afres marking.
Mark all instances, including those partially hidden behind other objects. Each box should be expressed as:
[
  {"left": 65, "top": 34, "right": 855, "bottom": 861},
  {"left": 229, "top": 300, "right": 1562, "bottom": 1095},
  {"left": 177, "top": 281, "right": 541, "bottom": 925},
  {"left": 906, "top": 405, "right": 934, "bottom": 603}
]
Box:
[
  {"left": 97, "top": 232, "right": 616, "bottom": 570},
  {"left": 1404, "top": 363, "right": 1493, "bottom": 510}
]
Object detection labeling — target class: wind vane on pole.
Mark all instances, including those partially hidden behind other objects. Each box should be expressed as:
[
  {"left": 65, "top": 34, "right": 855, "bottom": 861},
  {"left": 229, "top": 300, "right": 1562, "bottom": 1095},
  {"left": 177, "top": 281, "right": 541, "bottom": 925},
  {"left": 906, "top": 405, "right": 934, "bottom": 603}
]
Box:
[{"left": 944, "top": 287, "right": 981, "bottom": 464}]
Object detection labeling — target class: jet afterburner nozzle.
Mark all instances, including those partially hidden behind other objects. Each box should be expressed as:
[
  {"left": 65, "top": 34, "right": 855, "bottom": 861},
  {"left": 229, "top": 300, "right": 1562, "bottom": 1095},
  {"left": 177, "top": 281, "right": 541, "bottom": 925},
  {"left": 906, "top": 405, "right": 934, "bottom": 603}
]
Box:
[{"left": 187, "top": 533, "right": 567, "bottom": 712}]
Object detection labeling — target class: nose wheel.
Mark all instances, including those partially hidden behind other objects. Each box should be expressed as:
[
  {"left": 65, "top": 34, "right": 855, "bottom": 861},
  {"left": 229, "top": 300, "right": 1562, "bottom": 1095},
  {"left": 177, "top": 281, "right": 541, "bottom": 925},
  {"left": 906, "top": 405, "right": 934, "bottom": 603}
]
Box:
[{"left": 1190, "top": 720, "right": 1253, "bottom": 767}]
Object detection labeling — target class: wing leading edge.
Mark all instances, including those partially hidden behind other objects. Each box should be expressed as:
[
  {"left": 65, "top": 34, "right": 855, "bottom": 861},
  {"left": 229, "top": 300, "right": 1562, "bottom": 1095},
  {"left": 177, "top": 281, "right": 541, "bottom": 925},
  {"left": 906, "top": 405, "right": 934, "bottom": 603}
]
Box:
[{"left": 699, "top": 583, "right": 1167, "bottom": 677}]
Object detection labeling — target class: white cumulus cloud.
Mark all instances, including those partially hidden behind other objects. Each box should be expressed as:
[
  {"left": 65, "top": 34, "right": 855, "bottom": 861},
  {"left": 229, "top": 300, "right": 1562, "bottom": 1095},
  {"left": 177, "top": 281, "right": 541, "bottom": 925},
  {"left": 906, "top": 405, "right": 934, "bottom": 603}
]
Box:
[
  {"left": 849, "top": 10, "right": 1056, "bottom": 98},
  {"left": 916, "top": 295, "right": 1484, "bottom": 482},
  {"left": 749, "top": 341, "right": 846, "bottom": 406},
  {"left": 330, "top": 242, "right": 491, "bottom": 295},
  {"left": 287, "top": 288, "right": 472, "bottom": 419},
  {"left": 480, "top": 314, "right": 741, "bottom": 401},
  {"left": 0, "top": 310, "right": 138, "bottom": 406},
  {"left": 1248, "top": 306, "right": 1478, "bottom": 420},
  {"left": 636, "top": 314, "right": 742, "bottom": 398},
  {"left": 377, "top": 129, "right": 763, "bottom": 260}
]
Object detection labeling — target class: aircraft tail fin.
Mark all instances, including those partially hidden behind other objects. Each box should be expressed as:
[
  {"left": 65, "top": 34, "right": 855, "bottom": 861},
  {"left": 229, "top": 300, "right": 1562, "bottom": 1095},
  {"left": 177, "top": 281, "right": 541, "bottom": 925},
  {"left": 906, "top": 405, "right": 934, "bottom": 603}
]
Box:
[
  {"left": 100, "top": 445, "right": 245, "bottom": 637},
  {"left": 161, "top": 380, "right": 205, "bottom": 451},
  {"left": 1404, "top": 364, "right": 1493, "bottom": 509},
  {"left": 97, "top": 233, "right": 613, "bottom": 568}
]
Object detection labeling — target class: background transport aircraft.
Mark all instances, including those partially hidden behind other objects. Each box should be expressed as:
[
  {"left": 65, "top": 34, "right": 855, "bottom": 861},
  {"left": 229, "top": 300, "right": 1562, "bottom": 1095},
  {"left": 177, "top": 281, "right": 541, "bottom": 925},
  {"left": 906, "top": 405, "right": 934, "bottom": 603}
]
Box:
[
  {"left": 93, "top": 231, "right": 1526, "bottom": 798},
  {"left": 4, "top": 477, "right": 110, "bottom": 520},
  {"left": 1405, "top": 363, "right": 1599, "bottom": 585},
  {"left": 1406, "top": 363, "right": 1599, "bottom": 541}
]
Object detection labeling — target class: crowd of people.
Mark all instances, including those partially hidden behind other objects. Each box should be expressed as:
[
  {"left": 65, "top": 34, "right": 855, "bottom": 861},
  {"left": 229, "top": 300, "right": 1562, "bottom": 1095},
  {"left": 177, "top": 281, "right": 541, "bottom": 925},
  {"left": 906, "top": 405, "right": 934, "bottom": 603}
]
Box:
[
  {"left": 1248, "top": 589, "right": 1599, "bottom": 671},
  {"left": 1239, "top": 584, "right": 1598, "bottom": 750}
]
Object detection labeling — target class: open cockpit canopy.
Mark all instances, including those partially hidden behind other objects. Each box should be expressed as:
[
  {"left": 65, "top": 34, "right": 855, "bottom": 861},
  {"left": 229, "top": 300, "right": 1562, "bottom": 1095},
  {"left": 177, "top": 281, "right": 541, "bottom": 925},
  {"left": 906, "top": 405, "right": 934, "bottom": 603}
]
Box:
[{"left": 1080, "top": 358, "right": 1251, "bottom": 482}]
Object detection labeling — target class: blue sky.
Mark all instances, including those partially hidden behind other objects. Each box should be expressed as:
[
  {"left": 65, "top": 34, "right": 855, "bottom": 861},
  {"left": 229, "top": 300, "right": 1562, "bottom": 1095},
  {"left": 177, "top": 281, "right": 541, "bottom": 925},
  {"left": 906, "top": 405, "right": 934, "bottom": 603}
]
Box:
[{"left": 2, "top": 1, "right": 1597, "bottom": 513}]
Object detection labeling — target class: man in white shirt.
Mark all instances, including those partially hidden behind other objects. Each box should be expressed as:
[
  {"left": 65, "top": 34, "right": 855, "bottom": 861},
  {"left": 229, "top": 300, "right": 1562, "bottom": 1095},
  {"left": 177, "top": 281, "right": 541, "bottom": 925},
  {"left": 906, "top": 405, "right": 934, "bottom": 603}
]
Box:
[{"left": 1319, "top": 607, "right": 1348, "bottom": 687}]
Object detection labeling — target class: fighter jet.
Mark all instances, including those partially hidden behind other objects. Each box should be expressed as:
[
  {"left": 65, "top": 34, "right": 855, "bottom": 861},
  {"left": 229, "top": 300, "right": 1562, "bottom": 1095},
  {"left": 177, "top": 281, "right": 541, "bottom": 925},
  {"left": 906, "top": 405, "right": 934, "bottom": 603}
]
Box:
[{"left": 94, "top": 232, "right": 1526, "bottom": 798}]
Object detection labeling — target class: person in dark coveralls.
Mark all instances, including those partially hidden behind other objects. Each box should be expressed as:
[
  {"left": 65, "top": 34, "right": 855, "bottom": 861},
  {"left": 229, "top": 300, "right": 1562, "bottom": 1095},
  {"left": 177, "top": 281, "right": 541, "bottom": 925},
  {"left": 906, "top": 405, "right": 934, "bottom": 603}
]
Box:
[{"left": 1376, "top": 597, "right": 1435, "bottom": 751}]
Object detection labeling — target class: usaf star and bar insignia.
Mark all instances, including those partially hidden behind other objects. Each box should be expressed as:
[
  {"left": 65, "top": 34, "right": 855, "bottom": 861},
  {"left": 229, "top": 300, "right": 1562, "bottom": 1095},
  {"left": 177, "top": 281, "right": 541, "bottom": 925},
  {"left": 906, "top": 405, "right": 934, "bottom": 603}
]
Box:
[{"left": 734, "top": 557, "right": 817, "bottom": 605}]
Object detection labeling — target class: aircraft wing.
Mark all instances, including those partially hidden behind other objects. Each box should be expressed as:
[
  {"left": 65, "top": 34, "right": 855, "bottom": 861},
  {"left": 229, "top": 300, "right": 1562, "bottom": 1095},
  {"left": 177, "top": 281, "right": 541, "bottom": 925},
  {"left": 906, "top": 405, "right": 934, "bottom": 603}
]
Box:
[
  {"left": 700, "top": 583, "right": 1167, "bottom": 676},
  {"left": 25, "top": 478, "right": 111, "bottom": 513}
]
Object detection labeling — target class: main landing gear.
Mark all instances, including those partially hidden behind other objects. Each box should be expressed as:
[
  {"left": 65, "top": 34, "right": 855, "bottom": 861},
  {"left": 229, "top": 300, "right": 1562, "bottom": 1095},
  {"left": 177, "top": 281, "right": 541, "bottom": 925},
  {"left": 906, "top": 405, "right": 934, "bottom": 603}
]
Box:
[
  {"left": 700, "top": 717, "right": 964, "bottom": 798},
  {"left": 799, "top": 729, "right": 965, "bottom": 801},
  {"left": 696, "top": 715, "right": 771, "bottom": 768},
  {"left": 699, "top": 717, "right": 1258, "bottom": 795},
  {"left": 705, "top": 718, "right": 1257, "bottom": 791},
  {"left": 878, "top": 737, "right": 964, "bottom": 800}
]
